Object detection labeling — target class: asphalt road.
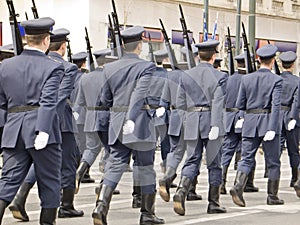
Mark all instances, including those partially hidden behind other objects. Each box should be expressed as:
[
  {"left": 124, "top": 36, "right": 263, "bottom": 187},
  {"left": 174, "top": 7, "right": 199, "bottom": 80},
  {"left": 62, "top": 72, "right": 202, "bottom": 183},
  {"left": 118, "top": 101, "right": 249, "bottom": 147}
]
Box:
[{"left": 2, "top": 149, "right": 300, "bottom": 225}]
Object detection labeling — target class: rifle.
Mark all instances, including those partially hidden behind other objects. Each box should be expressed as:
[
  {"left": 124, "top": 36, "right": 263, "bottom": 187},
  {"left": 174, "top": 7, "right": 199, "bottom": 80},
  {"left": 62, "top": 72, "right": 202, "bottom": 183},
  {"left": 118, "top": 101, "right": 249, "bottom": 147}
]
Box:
[
  {"left": 6, "top": 0, "right": 23, "bottom": 55},
  {"left": 66, "top": 39, "right": 73, "bottom": 63},
  {"left": 108, "top": 14, "right": 116, "bottom": 56},
  {"left": 31, "top": 0, "right": 39, "bottom": 19},
  {"left": 148, "top": 33, "right": 155, "bottom": 63},
  {"left": 85, "top": 27, "right": 95, "bottom": 71},
  {"left": 267, "top": 40, "right": 280, "bottom": 75},
  {"left": 25, "top": 12, "right": 29, "bottom": 20},
  {"left": 241, "top": 22, "right": 254, "bottom": 74},
  {"left": 179, "top": 4, "right": 195, "bottom": 69},
  {"left": 111, "top": 0, "right": 123, "bottom": 58},
  {"left": 159, "top": 19, "right": 178, "bottom": 70},
  {"left": 251, "top": 46, "right": 257, "bottom": 72},
  {"left": 227, "top": 27, "right": 235, "bottom": 75}
]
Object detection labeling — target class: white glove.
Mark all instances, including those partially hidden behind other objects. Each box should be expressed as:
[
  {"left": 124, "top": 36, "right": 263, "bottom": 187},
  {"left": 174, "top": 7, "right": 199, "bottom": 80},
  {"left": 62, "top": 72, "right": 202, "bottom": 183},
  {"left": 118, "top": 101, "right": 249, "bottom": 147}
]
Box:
[
  {"left": 208, "top": 126, "right": 219, "bottom": 140},
  {"left": 288, "top": 119, "right": 297, "bottom": 131},
  {"left": 73, "top": 112, "right": 79, "bottom": 121},
  {"left": 34, "top": 131, "right": 49, "bottom": 150},
  {"left": 156, "top": 107, "right": 166, "bottom": 117},
  {"left": 235, "top": 118, "right": 244, "bottom": 129},
  {"left": 123, "top": 120, "right": 135, "bottom": 135},
  {"left": 263, "top": 130, "right": 276, "bottom": 142}
]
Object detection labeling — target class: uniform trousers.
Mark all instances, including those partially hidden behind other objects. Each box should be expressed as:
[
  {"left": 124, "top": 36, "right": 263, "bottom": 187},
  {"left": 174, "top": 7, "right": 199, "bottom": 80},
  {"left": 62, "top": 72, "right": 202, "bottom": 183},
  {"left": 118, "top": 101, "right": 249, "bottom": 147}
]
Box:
[
  {"left": 166, "top": 129, "right": 186, "bottom": 170},
  {"left": 221, "top": 128, "right": 242, "bottom": 167}
]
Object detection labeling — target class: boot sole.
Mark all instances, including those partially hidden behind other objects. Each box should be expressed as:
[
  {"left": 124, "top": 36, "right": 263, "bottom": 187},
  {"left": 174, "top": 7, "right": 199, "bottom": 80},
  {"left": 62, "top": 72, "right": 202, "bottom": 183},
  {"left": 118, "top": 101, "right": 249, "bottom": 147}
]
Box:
[
  {"left": 159, "top": 184, "right": 170, "bottom": 202},
  {"left": 294, "top": 186, "right": 300, "bottom": 198},
  {"left": 92, "top": 213, "right": 105, "bottom": 225},
  {"left": 8, "top": 206, "right": 29, "bottom": 221},
  {"left": 229, "top": 189, "right": 245, "bottom": 207}
]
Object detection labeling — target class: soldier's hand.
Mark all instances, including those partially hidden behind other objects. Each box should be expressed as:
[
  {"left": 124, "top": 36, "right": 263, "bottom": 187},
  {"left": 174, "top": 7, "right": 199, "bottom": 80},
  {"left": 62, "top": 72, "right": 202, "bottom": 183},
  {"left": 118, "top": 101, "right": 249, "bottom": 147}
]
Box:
[
  {"left": 156, "top": 107, "right": 166, "bottom": 117},
  {"left": 73, "top": 112, "right": 79, "bottom": 121},
  {"left": 123, "top": 120, "right": 135, "bottom": 135},
  {"left": 263, "top": 130, "right": 275, "bottom": 141},
  {"left": 34, "top": 131, "right": 49, "bottom": 150},
  {"left": 235, "top": 118, "right": 244, "bottom": 129},
  {"left": 288, "top": 119, "right": 296, "bottom": 131},
  {"left": 208, "top": 126, "right": 219, "bottom": 140}
]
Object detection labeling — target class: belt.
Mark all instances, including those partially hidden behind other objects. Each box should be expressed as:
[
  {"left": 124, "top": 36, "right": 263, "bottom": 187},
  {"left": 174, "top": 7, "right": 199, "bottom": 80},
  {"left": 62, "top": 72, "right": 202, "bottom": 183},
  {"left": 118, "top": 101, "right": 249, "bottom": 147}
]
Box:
[
  {"left": 246, "top": 108, "right": 271, "bottom": 114},
  {"left": 187, "top": 106, "right": 210, "bottom": 112},
  {"left": 281, "top": 105, "right": 291, "bottom": 111},
  {"left": 226, "top": 108, "right": 239, "bottom": 112},
  {"left": 87, "top": 106, "right": 109, "bottom": 111},
  {"left": 111, "top": 105, "right": 150, "bottom": 112},
  {"left": 8, "top": 105, "right": 39, "bottom": 113}
]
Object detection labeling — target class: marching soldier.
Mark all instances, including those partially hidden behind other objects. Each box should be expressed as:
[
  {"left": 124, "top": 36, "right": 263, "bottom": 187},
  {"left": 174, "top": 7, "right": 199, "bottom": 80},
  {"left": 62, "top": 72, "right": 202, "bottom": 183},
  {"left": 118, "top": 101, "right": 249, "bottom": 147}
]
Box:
[
  {"left": 221, "top": 53, "right": 258, "bottom": 195},
  {"left": 230, "top": 44, "right": 284, "bottom": 207},
  {"left": 92, "top": 26, "right": 164, "bottom": 225},
  {"left": 0, "top": 17, "right": 64, "bottom": 225},
  {"left": 173, "top": 40, "right": 227, "bottom": 216},
  {"left": 278, "top": 51, "right": 300, "bottom": 187}
]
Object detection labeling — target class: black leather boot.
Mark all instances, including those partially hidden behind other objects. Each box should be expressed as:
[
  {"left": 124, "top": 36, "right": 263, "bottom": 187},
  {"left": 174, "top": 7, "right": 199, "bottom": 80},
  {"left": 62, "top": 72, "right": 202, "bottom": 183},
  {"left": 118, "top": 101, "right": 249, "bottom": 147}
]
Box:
[
  {"left": 75, "top": 161, "right": 89, "bottom": 194},
  {"left": 229, "top": 171, "right": 248, "bottom": 207},
  {"left": 140, "top": 193, "right": 165, "bottom": 225},
  {"left": 264, "top": 161, "right": 268, "bottom": 178},
  {"left": 81, "top": 168, "right": 95, "bottom": 183},
  {"left": 58, "top": 188, "right": 84, "bottom": 218},
  {"left": 234, "top": 151, "right": 241, "bottom": 170},
  {"left": 294, "top": 169, "right": 300, "bottom": 198},
  {"left": 132, "top": 181, "right": 141, "bottom": 208},
  {"left": 8, "top": 182, "right": 34, "bottom": 221},
  {"left": 92, "top": 184, "right": 114, "bottom": 225},
  {"left": 290, "top": 167, "right": 298, "bottom": 187},
  {"left": 186, "top": 176, "right": 202, "bottom": 201},
  {"left": 173, "top": 176, "right": 191, "bottom": 216},
  {"left": 207, "top": 185, "right": 227, "bottom": 214},
  {"left": 244, "top": 169, "right": 259, "bottom": 192},
  {"left": 159, "top": 167, "right": 176, "bottom": 202},
  {"left": 0, "top": 199, "right": 7, "bottom": 224},
  {"left": 267, "top": 179, "right": 284, "bottom": 205},
  {"left": 40, "top": 208, "right": 57, "bottom": 225},
  {"left": 220, "top": 165, "right": 228, "bottom": 194}
]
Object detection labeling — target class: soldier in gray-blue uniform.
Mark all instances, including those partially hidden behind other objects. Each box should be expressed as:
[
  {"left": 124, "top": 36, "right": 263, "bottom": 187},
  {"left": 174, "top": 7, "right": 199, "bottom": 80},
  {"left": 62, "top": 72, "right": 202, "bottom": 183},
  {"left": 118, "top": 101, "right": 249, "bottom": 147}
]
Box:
[
  {"left": 71, "top": 52, "right": 94, "bottom": 183},
  {"left": 0, "top": 17, "right": 64, "bottom": 225},
  {"left": 92, "top": 26, "right": 164, "bottom": 225},
  {"left": 74, "top": 48, "right": 111, "bottom": 192},
  {"left": 172, "top": 40, "right": 227, "bottom": 216},
  {"left": 278, "top": 51, "right": 300, "bottom": 187},
  {"left": 221, "top": 53, "right": 258, "bottom": 195},
  {"left": 230, "top": 44, "right": 284, "bottom": 207},
  {"left": 8, "top": 28, "right": 84, "bottom": 222},
  {"left": 158, "top": 44, "right": 203, "bottom": 203}
]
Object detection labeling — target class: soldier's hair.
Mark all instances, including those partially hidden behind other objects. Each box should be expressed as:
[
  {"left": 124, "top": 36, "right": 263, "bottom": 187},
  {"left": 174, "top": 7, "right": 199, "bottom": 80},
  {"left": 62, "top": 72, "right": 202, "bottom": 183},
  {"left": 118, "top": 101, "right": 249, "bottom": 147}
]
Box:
[
  {"left": 123, "top": 40, "right": 141, "bottom": 52},
  {"left": 237, "top": 61, "right": 245, "bottom": 68},
  {"left": 259, "top": 57, "right": 273, "bottom": 65},
  {"left": 199, "top": 50, "right": 215, "bottom": 61},
  {"left": 73, "top": 60, "right": 86, "bottom": 69},
  {"left": 25, "top": 33, "right": 49, "bottom": 46},
  {"left": 96, "top": 57, "right": 106, "bottom": 66},
  {"left": 282, "top": 62, "right": 294, "bottom": 69},
  {"left": 48, "top": 41, "right": 65, "bottom": 52}
]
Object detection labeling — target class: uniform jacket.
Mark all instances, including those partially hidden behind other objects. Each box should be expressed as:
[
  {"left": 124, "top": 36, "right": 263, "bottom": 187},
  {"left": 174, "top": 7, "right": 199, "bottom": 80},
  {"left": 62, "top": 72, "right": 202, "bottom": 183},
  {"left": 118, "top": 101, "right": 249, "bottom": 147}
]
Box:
[
  {"left": 75, "top": 67, "right": 109, "bottom": 132},
  {"left": 176, "top": 62, "right": 227, "bottom": 140},
  {"left": 100, "top": 53, "right": 156, "bottom": 147},
  {"left": 279, "top": 71, "right": 299, "bottom": 129},
  {"left": 0, "top": 49, "right": 64, "bottom": 148},
  {"left": 48, "top": 52, "right": 78, "bottom": 133},
  {"left": 236, "top": 68, "right": 282, "bottom": 137},
  {"left": 160, "top": 70, "right": 186, "bottom": 136}
]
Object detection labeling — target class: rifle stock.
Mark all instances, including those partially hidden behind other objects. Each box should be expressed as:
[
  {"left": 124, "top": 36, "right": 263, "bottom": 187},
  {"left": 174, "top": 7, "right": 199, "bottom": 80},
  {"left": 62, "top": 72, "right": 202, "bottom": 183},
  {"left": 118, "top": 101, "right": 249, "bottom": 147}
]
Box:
[
  {"left": 111, "top": 0, "right": 123, "bottom": 58},
  {"left": 148, "top": 33, "right": 155, "bottom": 63},
  {"left": 242, "top": 22, "right": 254, "bottom": 73},
  {"left": 66, "top": 40, "right": 73, "bottom": 63},
  {"left": 179, "top": 4, "right": 195, "bottom": 69},
  {"left": 85, "top": 27, "right": 95, "bottom": 71},
  {"left": 31, "top": 0, "right": 39, "bottom": 19},
  {"left": 159, "top": 18, "right": 178, "bottom": 70},
  {"left": 227, "top": 27, "right": 235, "bottom": 75},
  {"left": 6, "top": 0, "right": 23, "bottom": 55},
  {"left": 108, "top": 15, "right": 116, "bottom": 56}
]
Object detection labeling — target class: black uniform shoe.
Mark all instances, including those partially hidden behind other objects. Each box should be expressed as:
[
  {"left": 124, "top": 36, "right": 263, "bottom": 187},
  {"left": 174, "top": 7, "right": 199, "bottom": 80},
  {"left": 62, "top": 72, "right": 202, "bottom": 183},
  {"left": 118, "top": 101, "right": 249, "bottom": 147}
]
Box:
[
  {"left": 132, "top": 184, "right": 141, "bottom": 208},
  {"left": 0, "top": 200, "right": 7, "bottom": 223},
  {"left": 294, "top": 170, "right": 300, "bottom": 198},
  {"left": 81, "top": 168, "right": 95, "bottom": 183},
  {"left": 244, "top": 169, "right": 259, "bottom": 192},
  {"left": 159, "top": 167, "right": 176, "bottom": 202},
  {"left": 220, "top": 165, "right": 229, "bottom": 195},
  {"left": 290, "top": 167, "right": 298, "bottom": 187},
  {"left": 173, "top": 176, "right": 191, "bottom": 216},
  {"left": 186, "top": 176, "right": 202, "bottom": 201},
  {"left": 140, "top": 193, "right": 165, "bottom": 225},
  {"left": 267, "top": 180, "right": 284, "bottom": 205},
  {"left": 230, "top": 171, "right": 248, "bottom": 207},
  {"left": 58, "top": 189, "right": 84, "bottom": 218},
  {"left": 9, "top": 182, "right": 34, "bottom": 221},
  {"left": 234, "top": 152, "right": 241, "bottom": 170},
  {"left": 75, "top": 162, "right": 89, "bottom": 194},
  {"left": 207, "top": 185, "right": 227, "bottom": 214},
  {"left": 40, "top": 208, "right": 57, "bottom": 225}
]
